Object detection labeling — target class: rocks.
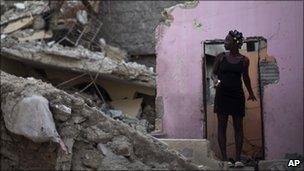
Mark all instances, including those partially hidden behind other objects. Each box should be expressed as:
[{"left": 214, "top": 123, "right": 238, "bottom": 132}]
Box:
[
  {"left": 122, "top": 117, "right": 148, "bottom": 134},
  {"left": 141, "top": 105, "right": 156, "bottom": 131},
  {"left": 99, "top": 155, "right": 129, "bottom": 170},
  {"left": 82, "top": 125, "right": 113, "bottom": 143},
  {"left": 50, "top": 104, "right": 72, "bottom": 121},
  {"left": 82, "top": 150, "right": 103, "bottom": 169},
  {"left": 72, "top": 142, "right": 104, "bottom": 170},
  {"left": 97, "top": 143, "right": 114, "bottom": 156},
  {"left": 76, "top": 10, "right": 88, "bottom": 25},
  {"left": 109, "top": 109, "right": 124, "bottom": 120},
  {"left": 32, "top": 15, "right": 46, "bottom": 30},
  {"left": 0, "top": 71, "right": 201, "bottom": 170},
  {"left": 109, "top": 136, "right": 133, "bottom": 157}
]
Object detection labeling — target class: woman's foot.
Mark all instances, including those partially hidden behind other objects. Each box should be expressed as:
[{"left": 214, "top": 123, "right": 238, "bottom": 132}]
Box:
[
  {"left": 234, "top": 161, "right": 245, "bottom": 168},
  {"left": 227, "top": 161, "right": 234, "bottom": 168},
  {"left": 227, "top": 158, "right": 235, "bottom": 168}
]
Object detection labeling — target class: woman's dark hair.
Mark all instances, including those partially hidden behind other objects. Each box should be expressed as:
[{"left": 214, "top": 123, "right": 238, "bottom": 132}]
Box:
[{"left": 229, "top": 30, "right": 244, "bottom": 48}]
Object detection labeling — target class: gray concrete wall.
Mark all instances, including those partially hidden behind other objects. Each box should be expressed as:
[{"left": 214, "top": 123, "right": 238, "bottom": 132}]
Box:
[{"left": 98, "top": 1, "right": 180, "bottom": 55}]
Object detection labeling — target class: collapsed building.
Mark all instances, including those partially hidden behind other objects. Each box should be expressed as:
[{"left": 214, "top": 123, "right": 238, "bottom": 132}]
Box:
[
  {"left": 3, "top": 1, "right": 299, "bottom": 170},
  {"left": 1, "top": 1, "right": 161, "bottom": 134},
  {"left": 0, "top": 1, "right": 207, "bottom": 170}
]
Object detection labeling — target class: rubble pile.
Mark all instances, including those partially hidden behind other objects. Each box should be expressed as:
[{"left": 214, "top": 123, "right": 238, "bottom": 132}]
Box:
[
  {"left": 1, "top": 0, "right": 128, "bottom": 61},
  {"left": 0, "top": 71, "right": 201, "bottom": 170},
  {"left": 1, "top": 1, "right": 157, "bottom": 133},
  {"left": 0, "top": 0, "right": 155, "bottom": 85},
  {"left": 0, "top": 1, "right": 190, "bottom": 170},
  {"left": 1, "top": 42, "right": 155, "bottom": 86}
]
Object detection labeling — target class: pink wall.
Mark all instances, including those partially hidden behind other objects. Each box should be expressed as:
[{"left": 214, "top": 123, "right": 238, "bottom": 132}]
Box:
[{"left": 156, "top": 1, "right": 303, "bottom": 159}]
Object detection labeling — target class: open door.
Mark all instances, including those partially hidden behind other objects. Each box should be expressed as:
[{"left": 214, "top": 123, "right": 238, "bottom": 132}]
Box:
[{"left": 203, "top": 37, "right": 267, "bottom": 163}]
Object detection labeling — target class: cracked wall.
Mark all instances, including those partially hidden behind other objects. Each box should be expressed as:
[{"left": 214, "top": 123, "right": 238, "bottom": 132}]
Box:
[{"left": 155, "top": 1, "right": 303, "bottom": 159}]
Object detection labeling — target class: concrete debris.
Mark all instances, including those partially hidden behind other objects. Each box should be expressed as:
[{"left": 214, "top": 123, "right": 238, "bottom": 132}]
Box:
[
  {"left": 18, "top": 30, "right": 53, "bottom": 42},
  {"left": 2, "top": 16, "right": 34, "bottom": 34},
  {"left": 0, "top": 71, "right": 202, "bottom": 170},
  {"left": 109, "top": 135, "right": 133, "bottom": 157},
  {"left": 98, "top": 143, "right": 115, "bottom": 156},
  {"left": 32, "top": 15, "right": 46, "bottom": 30},
  {"left": 0, "top": 1, "right": 48, "bottom": 26},
  {"left": 141, "top": 105, "right": 157, "bottom": 131},
  {"left": 109, "top": 109, "right": 124, "bottom": 120},
  {"left": 82, "top": 125, "right": 113, "bottom": 143},
  {"left": 1, "top": 1, "right": 154, "bottom": 87},
  {"left": 1, "top": 42, "right": 156, "bottom": 87},
  {"left": 76, "top": 10, "right": 88, "bottom": 25},
  {"left": 99, "top": 38, "right": 128, "bottom": 62},
  {"left": 1, "top": 34, "right": 6, "bottom": 39},
  {"left": 50, "top": 104, "right": 72, "bottom": 122},
  {"left": 100, "top": 104, "right": 148, "bottom": 133},
  {"left": 14, "top": 3, "right": 26, "bottom": 10}
]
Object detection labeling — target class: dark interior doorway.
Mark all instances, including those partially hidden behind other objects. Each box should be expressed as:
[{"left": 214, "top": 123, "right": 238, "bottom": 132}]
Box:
[{"left": 202, "top": 37, "right": 267, "bottom": 163}]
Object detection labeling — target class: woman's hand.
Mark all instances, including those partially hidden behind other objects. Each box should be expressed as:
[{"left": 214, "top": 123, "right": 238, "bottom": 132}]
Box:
[
  {"left": 213, "top": 79, "right": 221, "bottom": 87},
  {"left": 247, "top": 93, "right": 257, "bottom": 101}
]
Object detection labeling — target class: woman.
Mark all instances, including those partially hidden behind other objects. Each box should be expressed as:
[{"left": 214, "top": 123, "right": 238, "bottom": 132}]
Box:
[{"left": 211, "top": 30, "right": 257, "bottom": 168}]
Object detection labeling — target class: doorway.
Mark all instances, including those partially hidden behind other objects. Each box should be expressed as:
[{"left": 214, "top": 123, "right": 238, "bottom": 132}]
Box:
[{"left": 202, "top": 37, "right": 267, "bottom": 162}]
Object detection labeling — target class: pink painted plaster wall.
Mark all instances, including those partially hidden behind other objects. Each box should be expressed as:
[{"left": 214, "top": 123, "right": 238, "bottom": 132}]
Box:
[{"left": 156, "top": 1, "right": 303, "bottom": 159}]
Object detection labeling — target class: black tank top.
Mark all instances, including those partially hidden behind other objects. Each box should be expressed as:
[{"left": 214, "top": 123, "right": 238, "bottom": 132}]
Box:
[{"left": 218, "top": 54, "right": 244, "bottom": 91}]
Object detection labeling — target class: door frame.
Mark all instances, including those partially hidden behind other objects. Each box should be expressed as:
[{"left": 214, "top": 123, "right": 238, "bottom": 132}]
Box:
[{"left": 202, "top": 37, "right": 266, "bottom": 160}]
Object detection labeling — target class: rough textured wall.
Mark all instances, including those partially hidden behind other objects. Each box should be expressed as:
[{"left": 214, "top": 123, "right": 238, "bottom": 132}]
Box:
[
  {"left": 260, "top": 60, "right": 280, "bottom": 93},
  {"left": 156, "top": 1, "right": 303, "bottom": 159},
  {"left": 98, "top": 1, "right": 180, "bottom": 55}
]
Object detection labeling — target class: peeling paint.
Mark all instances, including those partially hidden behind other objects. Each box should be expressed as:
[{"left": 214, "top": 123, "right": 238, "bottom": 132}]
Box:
[
  {"left": 192, "top": 19, "right": 202, "bottom": 31},
  {"left": 260, "top": 56, "right": 280, "bottom": 93},
  {"left": 160, "top": 1, "right": 199, "bottom": 26}
]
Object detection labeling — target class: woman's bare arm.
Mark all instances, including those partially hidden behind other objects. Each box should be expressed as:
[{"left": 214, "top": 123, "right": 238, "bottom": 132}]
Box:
[{"left": 242, "top": 57, "right": 256, "bottom": 100}]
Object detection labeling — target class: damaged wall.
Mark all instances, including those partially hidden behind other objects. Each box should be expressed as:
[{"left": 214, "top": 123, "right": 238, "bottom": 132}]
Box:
[
  {"left": 156, "top": 1, "right": 303, "bottom": 160},
  {"left": 98, "top": 1, "right": 180, "bottom": 55}
]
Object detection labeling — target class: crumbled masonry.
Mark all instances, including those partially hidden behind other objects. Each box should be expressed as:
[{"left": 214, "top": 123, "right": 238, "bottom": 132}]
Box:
[
  {"left": 1, "top": 42, "right": 156, "bottom": 88},
  {"left": 0, "top": 71, "right": 202, "bottom": 170}
]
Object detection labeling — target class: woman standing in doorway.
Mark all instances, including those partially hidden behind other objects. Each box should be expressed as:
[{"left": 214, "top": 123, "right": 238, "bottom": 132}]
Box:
[{"left": 211, "top": 30, "right": 257, "bottom": 168}]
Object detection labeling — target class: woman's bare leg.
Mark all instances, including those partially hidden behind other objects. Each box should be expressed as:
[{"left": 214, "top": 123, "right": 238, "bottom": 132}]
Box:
[
  {"left": 232, "top": 115, "right": 244, "bottom": 161},
  {"left": 217, "top": 113, "right": 229, "bottom": 161}
]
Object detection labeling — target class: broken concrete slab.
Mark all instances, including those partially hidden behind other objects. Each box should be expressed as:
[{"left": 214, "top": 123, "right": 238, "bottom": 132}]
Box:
[
  {"left": 0, "top": 71, "right": 201, "bottom": 170},
  {"left": 1, "top": 15, "right": 34, "bottom": 34},
  {"left": 18, "top": 30, "right": 53, "bottom": 42},
  {"left": 1, "top": 42, "right": 156, "bottom": 88},
  {"left": 0, "top": 1, "right": 49, "bottom": 26}
]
